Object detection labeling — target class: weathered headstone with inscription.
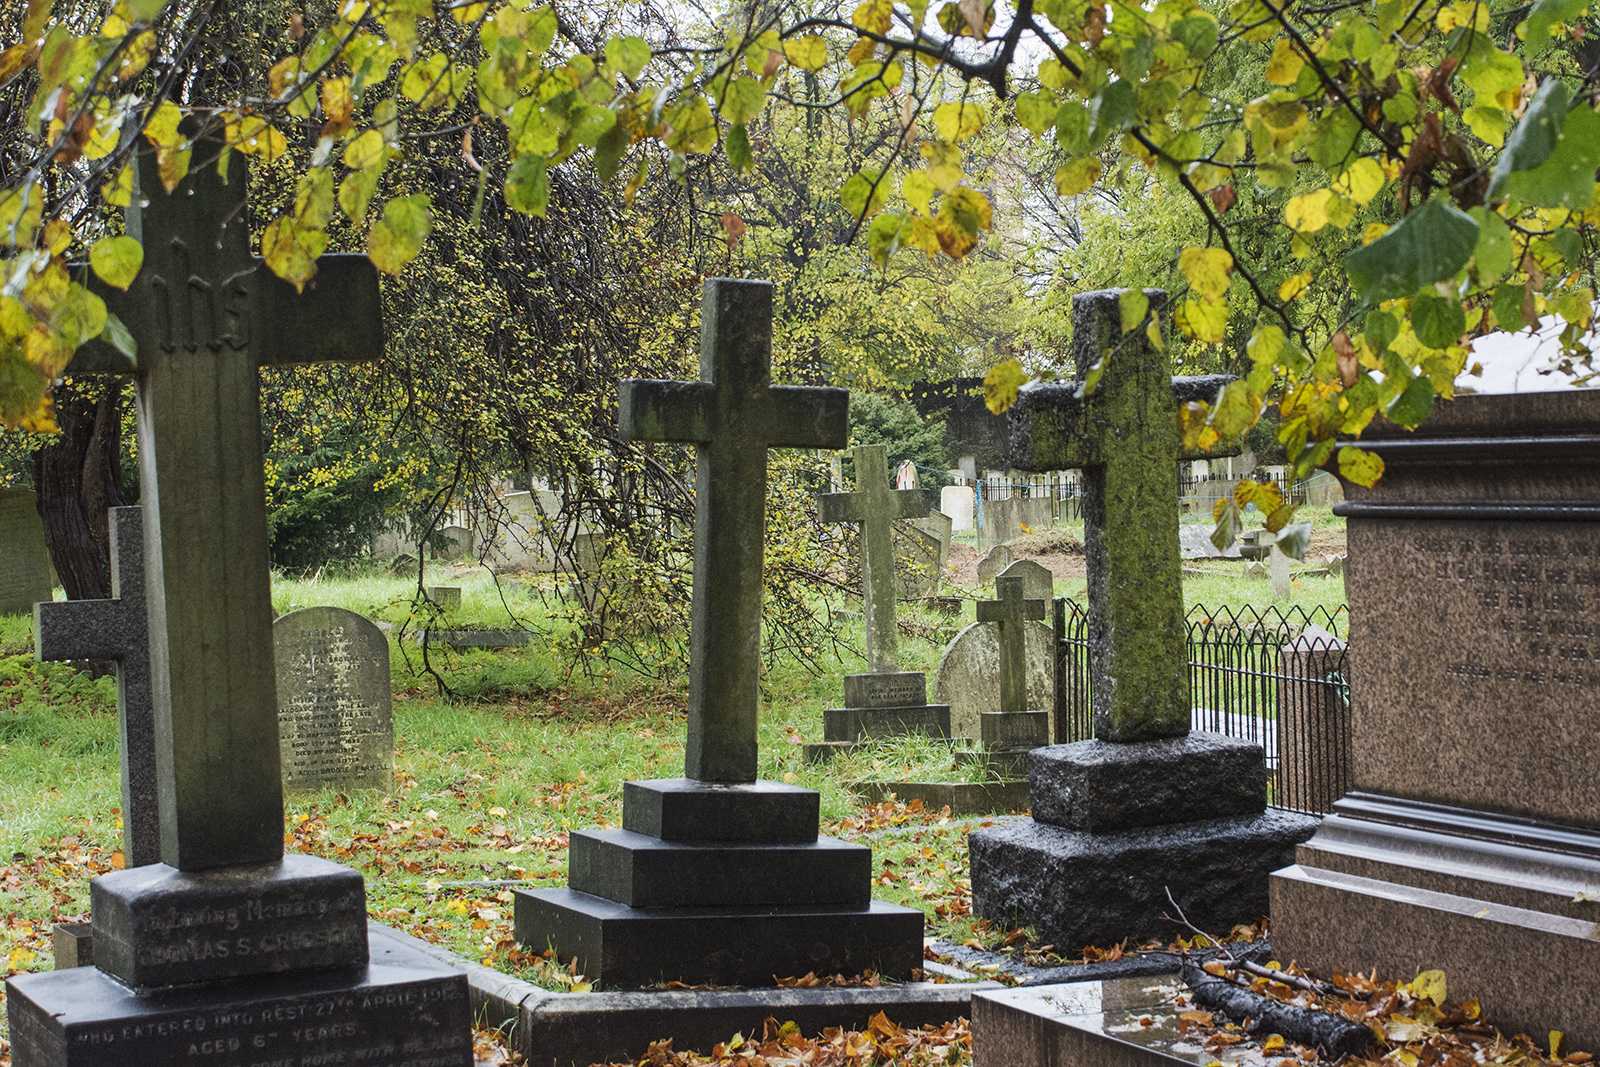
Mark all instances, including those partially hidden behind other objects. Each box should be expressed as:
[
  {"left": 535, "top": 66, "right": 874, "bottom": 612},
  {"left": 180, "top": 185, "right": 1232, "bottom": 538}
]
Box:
[
  {"left": 515, "top": 280, "right": 922, "bottom": 987},
  {"left": 6, "top": 127, "right": 469, "bottom": 1067},
  {"left": 0, "top": 488, "right": 52, "bottom": 616},
  {"left": 1272, "top": 388, "right": 1600, "bottom": 1049},
  {"left": 275, "top": 607, "right": 394, "bottom": 793}
]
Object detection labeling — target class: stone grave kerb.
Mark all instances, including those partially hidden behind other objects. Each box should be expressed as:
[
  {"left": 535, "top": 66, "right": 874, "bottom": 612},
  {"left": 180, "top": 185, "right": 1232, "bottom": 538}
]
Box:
[
  {"left": 618, "top": 278, "right": 849, "bottom": 783},
  {"left": 820, "top": 444, "right": 930, "bottom": 673},
  {"left": 1007, "top": 288, "right": 1236, "bottom": 742},
  {"left": 71, "top": 124, "right": 387, "bottom": 871},
  {"left": 975, "top": 575, "right": 1047, "bottom": 714},
  {"left": 34, "top": 507, "right": 156, "bottom": 867}
]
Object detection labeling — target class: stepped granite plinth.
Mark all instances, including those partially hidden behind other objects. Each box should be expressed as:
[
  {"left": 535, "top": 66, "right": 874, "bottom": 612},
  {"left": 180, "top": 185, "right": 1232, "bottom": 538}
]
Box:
[
  {"left": 515, "top": 780, "right": 922, "bottom": 987},
  {"left": 806, "top": 672, "right": 952, "bottom": 761},
  {"left": 971, "top": 735, "right": 1315, "bottom": 950}
]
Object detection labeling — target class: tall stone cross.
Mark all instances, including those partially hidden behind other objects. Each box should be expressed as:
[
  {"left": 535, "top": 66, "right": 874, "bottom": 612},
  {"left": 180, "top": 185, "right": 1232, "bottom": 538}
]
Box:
[
  {"left": 619, "top": 280, "right": 847, "bottom": 782},
  {"left": 34, "top": 507, "right": 156, "bottom": 867},
  {"left": 820, "top": 444, "right": 929, "bottom": 673},
  {"left": 976, "top": 574, "right": 1047, "bottom": 713},
  {"left": 1008, "top": 288, "right": 1235, "bottom": 743},
  {"left": 69, "top": 127, "right": 385, "bottom": 870}
]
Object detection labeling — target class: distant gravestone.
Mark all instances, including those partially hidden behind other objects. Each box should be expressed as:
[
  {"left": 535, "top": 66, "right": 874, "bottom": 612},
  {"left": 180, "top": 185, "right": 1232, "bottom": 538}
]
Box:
[
  {"left": 0, "top": 488, "right": 51, "bottom": 616},
  {"left": 1178, "top": 525, "right": 1242, "bottom": 559},
  {"left": 941, "top": 485, "right": 975, "bottom": 532},
  {"left": 998, "top": 559, "right": 1053, "bottom": 602},
  {"left": 274, "top": 607, "right": 394, "bottom": 793},
  {"left": 934, "top": 618, "right": 1055, "bottom": 741},
  {"left": 897, "top": 510, "right": 952, "bottom": 598},
  {"left": 976, "top": 543, "right": 1014, "bottom": 582},
  {"left": 426, "top": 585, "right": 461, "bottom": 611},
  {"left": 436, "top": 525, "right": 472, "bottom": 561}
]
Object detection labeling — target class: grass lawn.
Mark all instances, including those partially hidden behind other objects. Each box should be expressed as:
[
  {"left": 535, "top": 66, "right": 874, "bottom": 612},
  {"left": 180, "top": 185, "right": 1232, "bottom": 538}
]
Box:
[{"left": 0, "top": 513, "right": 1347, "bottom": 1046}]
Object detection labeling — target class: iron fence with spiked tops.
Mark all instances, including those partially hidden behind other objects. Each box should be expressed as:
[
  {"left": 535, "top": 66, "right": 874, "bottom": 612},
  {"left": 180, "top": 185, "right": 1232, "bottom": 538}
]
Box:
[{"left": 1053, "top": 599, "right": 1351, "bottom": 815}]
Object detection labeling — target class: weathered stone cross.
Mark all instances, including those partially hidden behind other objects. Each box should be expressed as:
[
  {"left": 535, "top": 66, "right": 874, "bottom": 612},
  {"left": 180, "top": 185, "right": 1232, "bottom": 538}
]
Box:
[
  {"left": 820, "top": 444, "right": 929, "bottom": 673},
  {"left": 1008, "top": 288, "right": 1235, "bottom": 742},
  {"left": 34, "top": 507, "right": 156, "bottom": 867},
  {"left": 70, "top": 127, "right": 384, "bottom": 870},
  {"left": 976, "top": 574, "right": 1047, "bottom": 713},
  {"left": 619, "top": 280, "right": 847, "bottom": 782}
]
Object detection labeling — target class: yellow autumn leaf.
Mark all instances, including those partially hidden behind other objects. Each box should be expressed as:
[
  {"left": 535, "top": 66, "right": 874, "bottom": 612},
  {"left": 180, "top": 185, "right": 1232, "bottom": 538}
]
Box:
[
  {"left": 932, "top": 101, "right": 986, "bottom": 143},
  {"left": 983, "top": 358, "right": 1029, "bottom": 413},
  {"left": 1054, "top": 157, "right": 1100, "bottom": 196},
  {"left": 1262, "top": 1034, "right": 1286, "bottom": 1051},
  {"left": 1408, "top": 969, "right": 1447, "bottom": 1007},
  {"left": 89, "top": 236, "right": 144, "bottom": 290},
  {"left": 1278, "top": 271, "right": 1311, "bottom": 300},
  {"left": 1119, "top": 289, "right": 1148, "bottom": 334},
  {"left": 1178, "top": 247, "right": 1233, "bottom": 301},
  {"left": 1175, "top": 295, "right": 1229, "bottom": 343},
  {"left": 1265, "top": 39, "right": 1303, "bottom": 85},
  {"left": 1334, "top": 157, "right": 1385, "bottom": 206},
  {"left": 783, "top": 35, "right": 828, "bottom": 71},
  {"left": 1285, "top": 188, "right": 1334, "bottom": 233}
]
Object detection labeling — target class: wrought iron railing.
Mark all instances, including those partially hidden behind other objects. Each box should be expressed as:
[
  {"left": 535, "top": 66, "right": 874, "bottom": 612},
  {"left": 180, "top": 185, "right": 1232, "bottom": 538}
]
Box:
[{"left": 1053, "top": 598, "right": 1351, "bottom": 815}]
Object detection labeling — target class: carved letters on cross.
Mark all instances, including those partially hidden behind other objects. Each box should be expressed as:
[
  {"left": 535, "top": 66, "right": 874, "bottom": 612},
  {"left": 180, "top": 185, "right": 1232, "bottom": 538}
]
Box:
[{"left": 149, "top": 237, "right": 250, "bottom": 354}]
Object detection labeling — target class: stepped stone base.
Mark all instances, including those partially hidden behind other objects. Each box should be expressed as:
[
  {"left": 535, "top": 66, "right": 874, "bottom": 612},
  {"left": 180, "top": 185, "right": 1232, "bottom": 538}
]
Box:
[
  {"left": 6, "top": 920, "right": 470, "bottom": 1067},
  {"left": 1271, "top": 793, "right": 1600, "bottom": 1050},
  {"left": 970, "top": 811, "right": 1316, "bottom": 952},
  {"left": 514, "top": 888, "right": 924, "bottom": 988}
]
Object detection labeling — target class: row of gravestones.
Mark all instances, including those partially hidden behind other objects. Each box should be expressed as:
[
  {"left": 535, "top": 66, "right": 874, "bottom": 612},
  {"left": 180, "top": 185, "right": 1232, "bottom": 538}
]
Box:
[{"left": 2, "top": 142, "right": 1590, "bottom": 1062}]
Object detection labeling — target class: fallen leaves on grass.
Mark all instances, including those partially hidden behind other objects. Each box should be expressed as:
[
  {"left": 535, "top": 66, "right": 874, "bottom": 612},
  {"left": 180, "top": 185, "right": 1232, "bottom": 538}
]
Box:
[
  {"left": 594, "top": 1013, "right": 970, "bottom": 1067},
  {"left": 825, "top": 799, "right": 948, "bottom": 836}
]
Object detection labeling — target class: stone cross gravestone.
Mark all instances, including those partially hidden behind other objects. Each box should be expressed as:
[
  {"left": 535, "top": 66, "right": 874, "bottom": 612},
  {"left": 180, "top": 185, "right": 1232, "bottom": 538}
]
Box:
[
  {"left": 1272, "top": 388, "right": 1600, "bottom": 1049},
  {"left": 968, "top": 289, "right": 1316, "bottom": 953},
  {"left": 0, "top": 488, "right": 52, "bottom": 616},
  {"left": 274, "top": 607, "right": 394, "bottom": 794},
  {"left": 6, "top": 127, "right": 469, "bottom": 1067},
  {"left": 934, "top": 621, "right": 1055, "bottom": 740},
  {"left": 34, "top": 508, "right": 156, "bottom": 868},
  {"left": 810, "top": 446, "right": 950, "bottom": 759},
  {"left": 514, "top": 279, "right": 922, "bottom": 987},
  {"left": 973, "top": 575, "right": 1050, "bottom": 773}
]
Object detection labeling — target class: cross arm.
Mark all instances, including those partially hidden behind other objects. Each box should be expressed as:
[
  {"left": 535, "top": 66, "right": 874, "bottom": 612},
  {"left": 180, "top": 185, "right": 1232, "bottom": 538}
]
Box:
[
  {"left": 618, "top": 380, "right": 716, "bottom": 444},
  {"left": 762, "top": 386, "right": 849, "bottom": 450},
  {"left": 1008, "top": 377, "right": 1245, "bottom": 471},
  {"left": 888, "top": 488, "right": 931, "bottom": 521},
  {"left": 819, "top": 491, "right": 866, "bottom": 524},
  {"left": 35, "top": 599, "right": 126, "bottom": 662}
]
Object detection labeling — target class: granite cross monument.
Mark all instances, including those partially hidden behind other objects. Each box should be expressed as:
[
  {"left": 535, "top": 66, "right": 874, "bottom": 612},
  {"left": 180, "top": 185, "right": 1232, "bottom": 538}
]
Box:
[
  {"left": 514, "top": 279, "right": 923, "bottom": 986},
  {"left": 968, "top": 289, "right": 1317, "bottom": 952},
  {"left": 973, "top": 574, "right": 1050, "bottom": 773},
  {"left": 6, "top": 127, "right": 469, "bottom": 1067}
]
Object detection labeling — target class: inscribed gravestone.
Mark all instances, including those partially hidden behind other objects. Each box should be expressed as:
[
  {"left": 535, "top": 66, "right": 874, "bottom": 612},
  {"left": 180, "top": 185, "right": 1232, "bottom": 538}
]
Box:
[
  {"left": 998, "top": 559, "right": 1053, "bottom": 602},
  {"left": 1272, "top": 388, "right": 1600, "bottom": 1047},
  {"left": 0, "top": 488, "right": 51, "bottom": 616},
  {"left": 34, "top": 508, "right": 157, "bottom": 867},
  {"left": 5, "top": 125, "right": 469, "bottom": 1066},
  {"left": 934, "top": 619, "right": 1055, "bottom": 741},
  {"left": 275, "top": 607, "right": 394, "bottom": 793}
]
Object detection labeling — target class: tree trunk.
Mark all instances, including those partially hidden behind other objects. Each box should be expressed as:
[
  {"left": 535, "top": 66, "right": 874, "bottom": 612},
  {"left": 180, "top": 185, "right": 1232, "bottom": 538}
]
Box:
[{"left": 32, "top": 379, "right": 133, "bottom": 602}]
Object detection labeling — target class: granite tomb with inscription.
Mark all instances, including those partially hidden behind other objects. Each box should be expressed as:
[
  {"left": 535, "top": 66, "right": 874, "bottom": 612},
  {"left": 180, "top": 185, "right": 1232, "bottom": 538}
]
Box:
[{"left": 1271, "top": 387, "right": 1600, "bottom": 1049}]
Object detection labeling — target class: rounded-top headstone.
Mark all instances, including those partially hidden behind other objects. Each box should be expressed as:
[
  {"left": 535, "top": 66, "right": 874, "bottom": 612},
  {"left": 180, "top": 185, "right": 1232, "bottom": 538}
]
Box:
[
  {"left": 436, "top": 525, "right": 472, "bottom": 561},
  {"left": 997, "top": 559, "right": 1053, "bottom": 602},
  {"left": 976, "top": 543, "right": 1014, "bottom": 583},
  {"left": 274, "top": 607, "right": 394, "bottom": 794},
  {"left": 933, "top": 620, "right": 1055, "bottom": 740}
]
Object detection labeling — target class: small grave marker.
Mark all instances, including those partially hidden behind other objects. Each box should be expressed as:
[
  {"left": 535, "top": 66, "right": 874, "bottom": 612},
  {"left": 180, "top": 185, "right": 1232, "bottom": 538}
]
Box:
[
  {"left": 973, "top": 575, "right": 1050, "bottom": 773},
  {"left": 997, "top": 559, "right": 1053, "bottom": 602},
  {"left": 274, "top": 607, "right": 394, "bottom": 793}
]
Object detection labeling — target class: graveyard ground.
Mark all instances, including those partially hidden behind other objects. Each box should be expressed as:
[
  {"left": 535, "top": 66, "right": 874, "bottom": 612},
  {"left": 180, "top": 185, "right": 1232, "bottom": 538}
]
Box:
[{"left": 0, "top": 515, "right": 1353, "bottom": 1056}]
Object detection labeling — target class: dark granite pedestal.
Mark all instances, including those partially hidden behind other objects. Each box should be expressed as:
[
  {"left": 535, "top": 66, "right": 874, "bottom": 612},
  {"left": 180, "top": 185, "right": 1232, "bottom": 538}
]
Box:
[
  {"left": 515, "top": 779, "right": 924, "bottom": 987},
  {"left": 7, "top": 856, "right": 471, "bottom": 1067},
  {"left": 970, "top": 734, "right": 1317, "bottom": 952}
]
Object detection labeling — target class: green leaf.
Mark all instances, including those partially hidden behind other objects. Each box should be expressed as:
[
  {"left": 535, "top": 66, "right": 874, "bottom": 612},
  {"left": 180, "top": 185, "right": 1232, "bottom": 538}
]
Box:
[
  {"left": 867, "top": 211, "right": 912, "bottom": 266},
  {"left": 1343, "top": 197, "right": 1479, "bottom": 304},
  {"left": 1275, "top": 522, "right": 1312, "bottom": 560},
  {"left": 1492, "top": 282, "right": 1533, "bottom": 330},
  {"left": 570, "top": 104, "right": 618, "bottom": 147},
  {"left": 89, "top": 236, "right": 144, "bottom": 291},
  {"left": 664, "top": 95, "right": 716, "bottom": 155},
  {"left": 1014, "top": 91, "right": 1057, "bottom": 136},
  {"left": 719, "top": 77, "right": 765, "bottom": 125},
  {"left": 605, "top": 36, "right": 651, "bottom": 79},
  {"left": 1487, "top": 79, "right": 1569, "bottom": 198},
  {"left": 902, "top": 170, "right": 935, "bottom": 214},
  {"left": 1464, "top": 105, "right": 1509, "bottom": 148},
  {"left": 367, "top": 193, "right": 431, "bottom": 276},
  {"left": 596, "top": 119, "right": 630, "bottom": 181},
  {"left": 504, "top": 155, "right": 550, "bottom": 217},
  {"left": 723, "top": 123, "right": 752, "bottom": 173},
  {"left": 1364, "top": 309, "right": 1398, "bottom": 353},
  {"left": 1493, "top": 102, "right": 1600, "bottom": 210},
  {"left": 343, "top": 129, "right": 386, "bottom": 170},
  {"left": 1307, "top": 109, "right": 1360, "bottom": 171},
  {"left": 339, "top": 166, "right": 382, "bottom": 223},
  {"left": 1337, "top": 445, "right": 1384, "bottom": 488},
  {"left": 125, "top": 0, "right": 171, "bottom": 19},
  {"left": 1210, "top": 498, "right": 1241, "bottom": 552},
  {"left": 1385, "top": 372, "right": 1435, "bottom": 426},
  {"left": 1468, "top": 207, "right": 1513, "bottom": 281},
  {"left": 1459, "top": 38, "right": 1524, "bottom": 96},
  {"left": 1088, "top": 81, "right": 1137, "bottom": 149},
  {"left": 1055, "top": 100, "right": 1090, "bottom": 155},
  {"left": 101, "top": 312, "right": 137, "bottom": 365},
  {"left": 1526, "top": 0, "right": 1588, "bottom": 54},
  {"left": 1118, "top": 289, "right": 1148, "bottom": 334},
  {"left": 1411, "top": 290, "right": 1466, "bottom": 349},
  {"left": 1211, "top": 380, "right": 1259, "bottom": 438},
  {"left": 840, "top": 171, "right": 886, "bottom": 218},
  {"left": 1171, "top": 16, "right": 1218, "bottom": 58}
]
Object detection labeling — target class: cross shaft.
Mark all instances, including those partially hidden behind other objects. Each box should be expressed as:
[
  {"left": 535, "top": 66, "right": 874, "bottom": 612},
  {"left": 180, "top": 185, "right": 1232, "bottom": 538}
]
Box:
[
  {"left": 619, "top": 279, "right": 847, "bottom": 782},
  {"left": 976, "top": 575, "right": 1047, "bottom": 713}
]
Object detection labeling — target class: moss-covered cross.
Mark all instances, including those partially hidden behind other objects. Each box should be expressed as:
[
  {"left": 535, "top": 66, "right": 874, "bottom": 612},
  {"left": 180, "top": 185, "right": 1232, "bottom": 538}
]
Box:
[
  {"left": 976, "top": 574, "right": 1048, "bottom": 713},
  {"left": 1008, "top": 289, "right": 1236, "bottom": 743}
]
